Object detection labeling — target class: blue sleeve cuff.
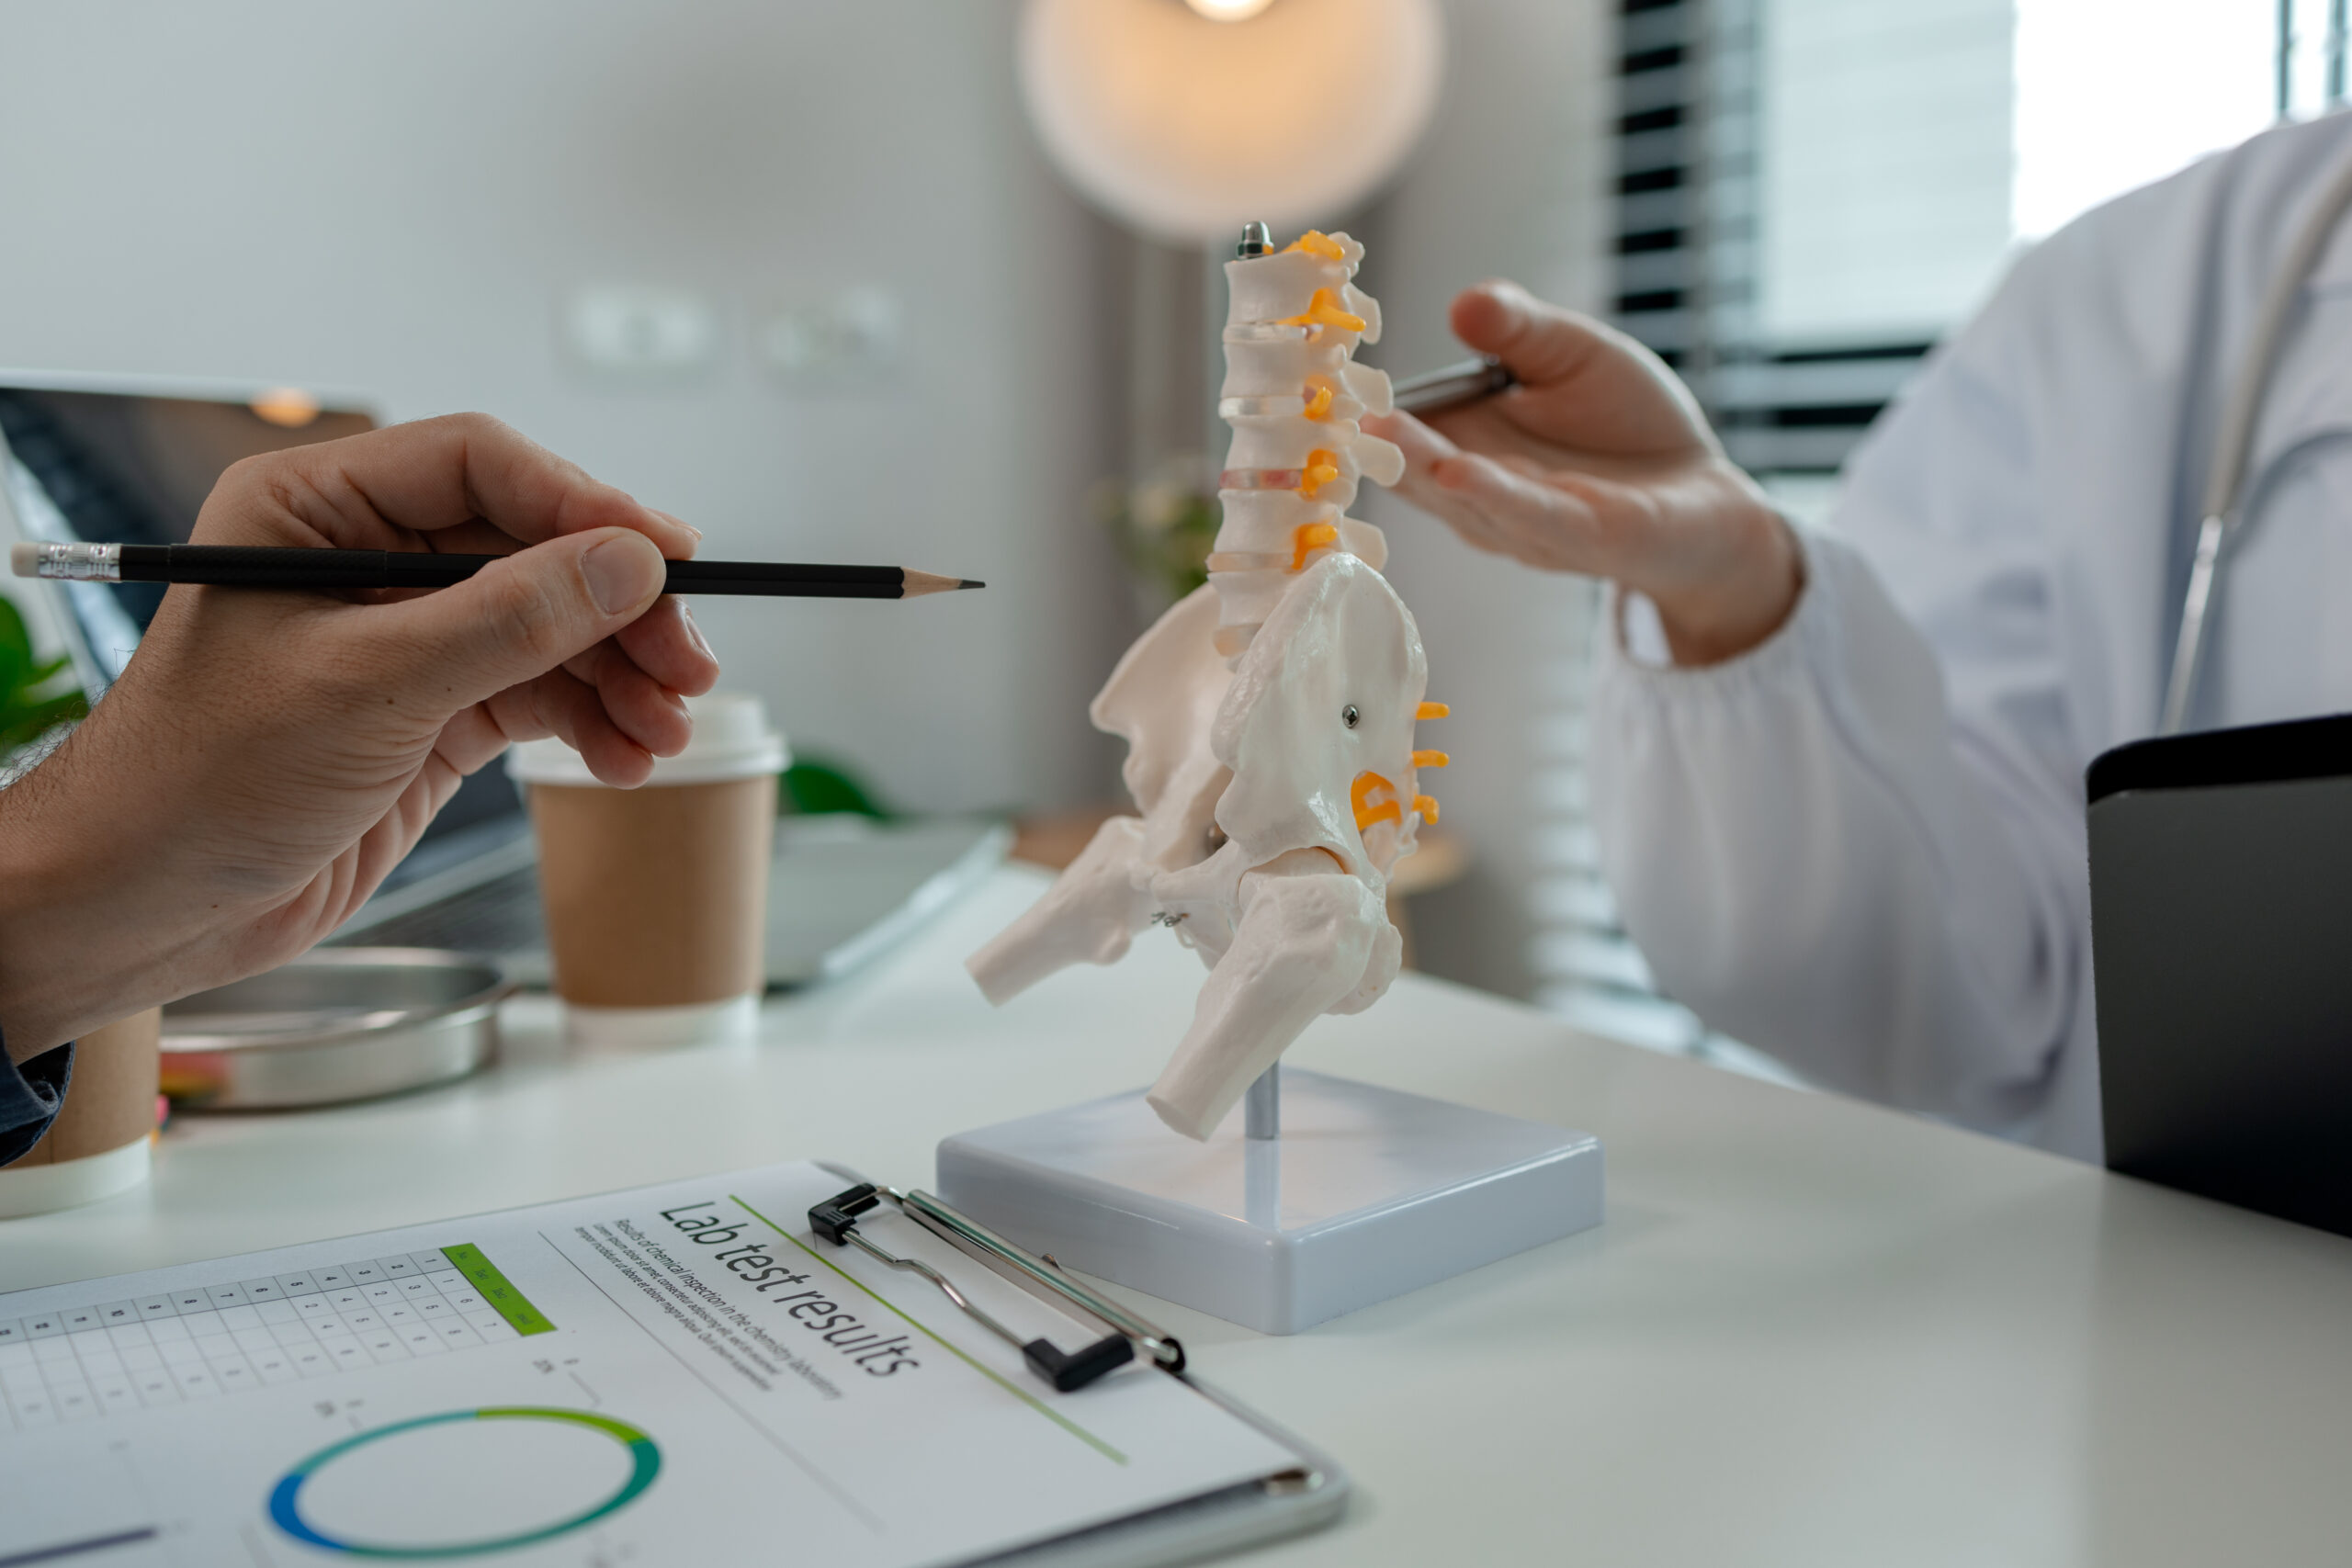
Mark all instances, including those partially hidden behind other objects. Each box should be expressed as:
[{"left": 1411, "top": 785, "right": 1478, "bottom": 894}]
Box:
[{"left": 0, "top": 1032, "right": 74, "bottom": 1167}]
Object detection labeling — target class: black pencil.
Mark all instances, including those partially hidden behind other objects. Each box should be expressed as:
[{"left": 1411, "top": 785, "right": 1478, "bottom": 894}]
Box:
[{"left": 11, "top": 543, "right": 984, "bottom": 599}]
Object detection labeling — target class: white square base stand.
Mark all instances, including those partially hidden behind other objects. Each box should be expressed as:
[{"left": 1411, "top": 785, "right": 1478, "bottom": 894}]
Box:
[{"left": 936, "top": 1069, "right": 1603, "bottom": 1336}]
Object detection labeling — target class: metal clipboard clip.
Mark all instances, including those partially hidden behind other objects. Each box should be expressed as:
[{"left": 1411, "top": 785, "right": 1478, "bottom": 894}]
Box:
[{"left": 809, "top": 1183, "right": 1185, "bottom": 1393}]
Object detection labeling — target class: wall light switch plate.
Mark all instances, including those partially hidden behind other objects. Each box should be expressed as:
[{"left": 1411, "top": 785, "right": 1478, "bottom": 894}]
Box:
[
  {"left": 562, "top": 286, "right": 720, "bottom": 377},
  {"left": 758, "top": 287, "right": 901, "bottom": 385}
]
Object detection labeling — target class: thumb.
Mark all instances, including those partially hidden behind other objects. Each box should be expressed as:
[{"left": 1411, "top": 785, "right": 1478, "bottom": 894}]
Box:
[
  {"left": 1451, "top": 279, "right": 1713, "bottom": 450},
  {"left": 1448, "top": 280, "right": 1620, "bottom": 389},
  {"left": 366, "top": 528, "right": 668, "bottom": 710}
]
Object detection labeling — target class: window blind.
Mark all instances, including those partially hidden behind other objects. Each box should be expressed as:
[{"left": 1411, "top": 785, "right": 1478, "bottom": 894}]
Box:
[{"left": 1538, "top": 0, "right": 1997, "bottom": 1066}]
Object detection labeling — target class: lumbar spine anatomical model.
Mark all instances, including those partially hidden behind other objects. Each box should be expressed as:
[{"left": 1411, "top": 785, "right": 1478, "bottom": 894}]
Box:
[{"left": 967, "top": 226, "right": 1446, "bottom": 1140}]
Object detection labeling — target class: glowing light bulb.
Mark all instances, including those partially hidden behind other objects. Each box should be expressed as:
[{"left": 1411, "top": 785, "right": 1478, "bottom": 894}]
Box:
[
  {"left": 249, "top": 389, "right": 321, "bottom": 428},
  {"left": 1020, "top": 0, "right": 1443, "bottom": 243}
]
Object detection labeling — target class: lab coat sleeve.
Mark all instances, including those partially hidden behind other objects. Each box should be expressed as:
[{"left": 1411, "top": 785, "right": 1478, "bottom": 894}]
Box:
[{"left": 1588, "top": 258, "right": 2091, "bottom": 1135}]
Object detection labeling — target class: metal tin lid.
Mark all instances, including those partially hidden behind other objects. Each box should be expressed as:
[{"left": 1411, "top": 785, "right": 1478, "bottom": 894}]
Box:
[
  {"left": 161, "top": 950, "right": 514, "bottom": 1111},
  {"left": 505, "top": 690, "right": 788, "bottom": 788}
]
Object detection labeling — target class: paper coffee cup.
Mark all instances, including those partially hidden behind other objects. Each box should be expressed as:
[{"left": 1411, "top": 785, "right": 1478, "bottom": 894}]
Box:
[
  {"left": 0, "top": 1008, "right": 160, "bottom": 1219},
  {"left": 508, "top": 693, "right": 786, "bottom": 1049}
]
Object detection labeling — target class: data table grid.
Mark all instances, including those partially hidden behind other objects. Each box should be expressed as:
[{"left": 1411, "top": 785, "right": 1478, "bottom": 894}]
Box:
[{"left": 0, "top": 1249, "right": 540, "bottom": 1430}]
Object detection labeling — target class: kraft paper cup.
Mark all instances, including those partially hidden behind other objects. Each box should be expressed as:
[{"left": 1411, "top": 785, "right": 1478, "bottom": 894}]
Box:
[
  {"left": 0, "top": 1008, "right": 161, "bottom": 1219},
  {"left": 508, "top": 692, "right": 785, "bottom": 1050}
]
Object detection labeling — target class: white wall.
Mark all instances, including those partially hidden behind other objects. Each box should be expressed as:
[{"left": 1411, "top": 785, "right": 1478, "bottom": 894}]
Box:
[
  {"left": 0, "top": 0, "right": 1128, "bottom": 814},
  {"left": 1361, "top": 0, "right": 1612, "bottom": 1000}
]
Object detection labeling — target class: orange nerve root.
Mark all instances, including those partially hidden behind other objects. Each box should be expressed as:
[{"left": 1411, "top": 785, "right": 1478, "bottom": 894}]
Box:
[
  {"left": 1298, "top": 449, "right": 1341, "bottom": 498},
  {"left": 1280, "top": 288, "right": 1367, "bottom": 336},
  {"left": 1302, "top": 376, "right": 1337, "bottom": 420},
  {"left": 1285, "top": 231, "right": 1348, "bottom": 261},
  {"left": 1416, "top": 702, "right": 1450, "bottom": 719},
  {"left": 1290, "top": 522, "right": 1340, "bottom": 570},
  {"left": 1412, "top": 750, "right": 1451, "bottom": 769},
  {"left": 1352, "top": 772, "right": 1401, "bottom": 832}
]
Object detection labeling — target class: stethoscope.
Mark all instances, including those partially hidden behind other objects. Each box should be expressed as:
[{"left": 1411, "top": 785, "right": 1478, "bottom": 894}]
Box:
[{"left": 2160, "top": 152, "right": 2352, "bottom": 734}]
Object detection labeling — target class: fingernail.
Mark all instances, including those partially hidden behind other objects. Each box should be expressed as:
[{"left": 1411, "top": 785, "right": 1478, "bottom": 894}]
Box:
[
  {"left": 582, "top": 534, "right": 663, "bottom": 615},
  {"left": 684, "top": 604, "right": 715, "bottom": 660},
  {"left": 655, "top": 508, "right": 703, "bottom": 543}
]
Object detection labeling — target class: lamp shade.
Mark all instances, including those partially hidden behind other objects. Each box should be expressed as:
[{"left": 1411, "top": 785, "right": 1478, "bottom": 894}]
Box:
[{"left": 1017, "top": 0, "right": 1444, "bottom": 245}]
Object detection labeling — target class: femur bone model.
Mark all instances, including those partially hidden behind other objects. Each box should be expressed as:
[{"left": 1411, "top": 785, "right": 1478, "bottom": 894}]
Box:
[{"left": 967, "top": 229, "right": 1445, "bottom": 1139}]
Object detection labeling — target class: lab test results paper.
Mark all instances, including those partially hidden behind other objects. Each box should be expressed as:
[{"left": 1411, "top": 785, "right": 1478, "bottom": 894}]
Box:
[{"left": 0, "top": 1161, "right": 1299, "bottom": 1566}]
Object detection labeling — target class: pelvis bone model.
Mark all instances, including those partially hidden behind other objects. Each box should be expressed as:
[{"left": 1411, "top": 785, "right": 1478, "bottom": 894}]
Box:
[{"left": 967, "top": 229, "right": 1445, "bottom": 1141}]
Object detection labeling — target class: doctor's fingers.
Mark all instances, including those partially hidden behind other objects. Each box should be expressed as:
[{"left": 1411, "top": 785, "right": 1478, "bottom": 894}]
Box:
[
  {"left": 1370, "top": 411, "right": 1567, "bottom": 560},
  {"left": 1449, "top": 282, "right": 1717, "bottom": 454},
  {"left": 1417, "top": 473, "right": 1531, "bottom": 560},
  {"left": 1425, "top": 451, "right": 1625, "bottom": 575},
  {"left": 1364, "top": 409, "right": 1472, "bottom": 518}
]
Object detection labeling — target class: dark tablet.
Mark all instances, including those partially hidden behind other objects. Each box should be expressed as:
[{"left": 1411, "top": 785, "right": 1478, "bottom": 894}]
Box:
[{"left": 2089, "top": 711, "right": 2352, "bottom": 1237}]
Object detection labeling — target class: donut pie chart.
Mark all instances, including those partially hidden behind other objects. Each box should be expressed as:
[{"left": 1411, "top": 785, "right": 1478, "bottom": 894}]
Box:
[{"left": 268, "top": 1407, "right": 661, "bottom": 1558}]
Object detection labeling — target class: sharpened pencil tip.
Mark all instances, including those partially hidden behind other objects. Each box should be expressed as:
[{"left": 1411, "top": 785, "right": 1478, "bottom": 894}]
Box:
[{"left": 958, "top": 580, "right": 985, "bottom": 590}]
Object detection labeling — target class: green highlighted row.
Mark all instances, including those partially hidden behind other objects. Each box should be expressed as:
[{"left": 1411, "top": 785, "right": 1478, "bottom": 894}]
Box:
[{"left": 440, "top": 1244, "right": 556, "bottom": 1337}]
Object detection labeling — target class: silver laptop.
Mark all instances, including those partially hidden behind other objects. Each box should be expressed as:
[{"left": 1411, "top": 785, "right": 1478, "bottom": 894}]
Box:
[{"left": 0, "top": 377, "right": 1007, "bottom": 987}]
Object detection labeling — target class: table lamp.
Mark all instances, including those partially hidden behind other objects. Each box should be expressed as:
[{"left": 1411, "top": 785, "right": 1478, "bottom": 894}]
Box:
[{"left": 1016, "top": 0, "right": 1444, "bottom": 245}]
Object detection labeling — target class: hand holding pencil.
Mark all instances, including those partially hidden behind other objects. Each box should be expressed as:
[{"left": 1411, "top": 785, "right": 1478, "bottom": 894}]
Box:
[
  {"left": 14, "top": 543, "right": 984, "bottom": 599},
  {"left": 0, "top": 413, "right": 730, "bottom": 1055}
]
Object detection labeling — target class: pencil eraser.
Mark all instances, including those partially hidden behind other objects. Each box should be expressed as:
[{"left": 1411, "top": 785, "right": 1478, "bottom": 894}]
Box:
[{"left": 9, "top": 543, "right": 40, "bottom": 577}]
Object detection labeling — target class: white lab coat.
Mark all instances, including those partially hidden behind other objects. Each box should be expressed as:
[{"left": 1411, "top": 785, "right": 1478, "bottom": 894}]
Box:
[{"left": 1589, "top": 112, "right": 2352, "bottom": 1161}]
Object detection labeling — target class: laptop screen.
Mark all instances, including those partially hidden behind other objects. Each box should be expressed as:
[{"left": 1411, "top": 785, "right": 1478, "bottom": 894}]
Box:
[
  {"left": 0, "top": 384, "right": 375, "bottom": 681},
  {"left": 0, "top": 382, "right": 524, "bottom": 872}
]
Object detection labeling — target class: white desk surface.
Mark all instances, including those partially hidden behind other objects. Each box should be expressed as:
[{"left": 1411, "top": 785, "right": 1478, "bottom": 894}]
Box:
[{"left": 8, "top": 866, "right": 2352, "bottom": 1566}]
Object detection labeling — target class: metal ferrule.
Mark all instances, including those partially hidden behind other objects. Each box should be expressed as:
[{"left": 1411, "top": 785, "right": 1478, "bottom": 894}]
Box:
[{"left": 19, "top": 541, "right": 121, "bottom": 581}]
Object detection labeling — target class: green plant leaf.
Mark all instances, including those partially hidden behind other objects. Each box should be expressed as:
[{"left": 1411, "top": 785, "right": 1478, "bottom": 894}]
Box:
[
  {"left": 0, "top": 599, "right": 30, "bottom": 666},
  {"left": 0, "top": 691, "right": 85, "bottom": 753},
  {"left": 779, "top": 757, "right": 891, "bottom": 818},
  {"left": 0, "top": 593, "right": 85, "bottom": 761}
]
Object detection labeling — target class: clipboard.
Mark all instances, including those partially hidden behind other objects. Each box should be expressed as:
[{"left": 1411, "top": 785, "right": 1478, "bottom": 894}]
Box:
[{"left": 0, "top": 1160, "right": 1346, "bottom": 1567}]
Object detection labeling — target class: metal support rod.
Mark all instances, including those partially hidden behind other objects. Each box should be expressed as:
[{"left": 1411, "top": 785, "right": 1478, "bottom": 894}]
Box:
[{"left": 1245, "top": 1064, "right": 1280, "bottom": 1141}]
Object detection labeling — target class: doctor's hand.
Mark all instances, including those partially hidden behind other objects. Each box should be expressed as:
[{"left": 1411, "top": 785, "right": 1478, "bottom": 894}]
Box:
[
  {"left": 1363, "top": 280, "right": 1801, "bottom": 667},
  {"left": 0, "top": 413, "right": 721, "bottom": 1058}
]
